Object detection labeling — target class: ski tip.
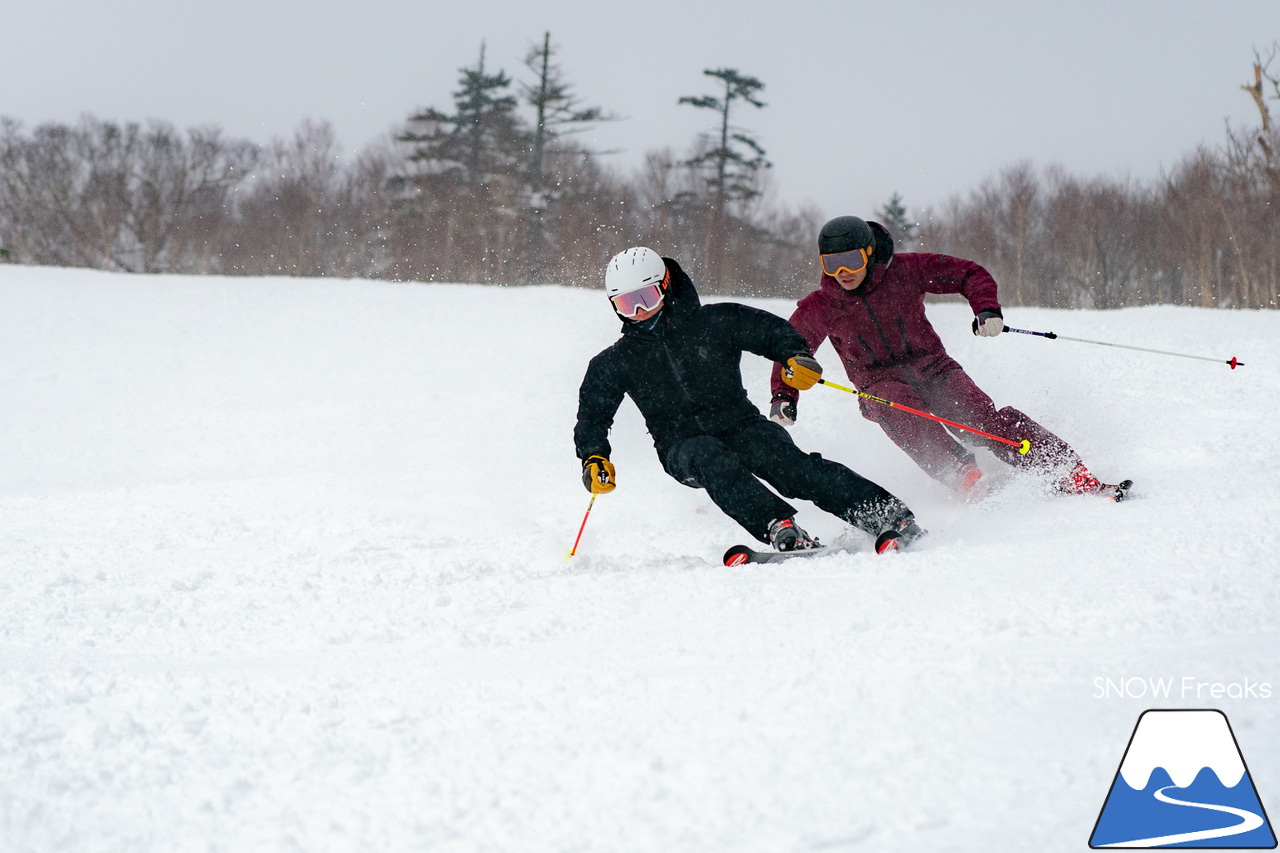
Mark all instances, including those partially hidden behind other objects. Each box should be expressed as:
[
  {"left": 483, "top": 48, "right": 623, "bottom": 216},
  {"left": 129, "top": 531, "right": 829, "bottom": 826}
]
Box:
[{"left": 723, "top": 545, "right": 753, "bottom": 567}]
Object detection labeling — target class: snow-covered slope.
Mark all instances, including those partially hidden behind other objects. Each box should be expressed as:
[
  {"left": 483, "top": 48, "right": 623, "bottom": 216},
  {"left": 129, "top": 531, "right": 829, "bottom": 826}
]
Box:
[{"left": 1, "top": 266, "right": 1277, "bottom": 852}]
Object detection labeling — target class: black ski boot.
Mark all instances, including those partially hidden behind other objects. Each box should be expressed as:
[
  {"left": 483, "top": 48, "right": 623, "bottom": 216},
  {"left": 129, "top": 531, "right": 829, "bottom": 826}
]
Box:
[
  {"left": 768, "top": 517, "right": 822, "bottom": 553},
  {"left": 875, "top": 514, "right": 927, "bottom": 554}
]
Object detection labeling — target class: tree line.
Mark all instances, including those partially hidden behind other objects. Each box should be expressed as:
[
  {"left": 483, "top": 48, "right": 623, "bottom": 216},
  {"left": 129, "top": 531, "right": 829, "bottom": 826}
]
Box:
[
  {"left": 0, "top": 37, "right": 815, "bottom": 296},
  {"left": 917, "top": 44, "right": 1280, "bottom": 310},
  {"left": 0, "top": 38, "right": 1277, "bottom": 308}
]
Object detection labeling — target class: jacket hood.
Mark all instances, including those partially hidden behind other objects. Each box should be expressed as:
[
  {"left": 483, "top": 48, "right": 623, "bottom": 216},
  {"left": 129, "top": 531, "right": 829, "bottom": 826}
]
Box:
[
  {"left": 869, "top": 220, "right": 895, "bottom": 265},
  {"left": 618, "top": 257, "right": 700, "bottom": 336},
  {"left": 819, "top": 220, "right": 895, "bottom": 297}
]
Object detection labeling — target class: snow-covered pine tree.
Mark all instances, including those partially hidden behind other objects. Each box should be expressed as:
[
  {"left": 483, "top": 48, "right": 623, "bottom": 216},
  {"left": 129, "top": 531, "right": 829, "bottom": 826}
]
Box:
[{"left": 392, "top": 42, "right": 531, "bottom": 282}]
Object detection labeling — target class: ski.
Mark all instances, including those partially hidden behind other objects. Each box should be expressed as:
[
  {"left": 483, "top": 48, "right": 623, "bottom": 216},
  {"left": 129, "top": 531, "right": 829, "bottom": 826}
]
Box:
[
  {"left": 723, "top": 544, "right": 829, "bottom": 566},
  {"left": 725, "top": 520, "right": 925, "bottom": 564}
]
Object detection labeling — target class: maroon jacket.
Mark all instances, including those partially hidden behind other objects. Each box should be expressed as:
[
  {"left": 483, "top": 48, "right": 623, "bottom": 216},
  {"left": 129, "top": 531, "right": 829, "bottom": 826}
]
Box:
[{"left": 771, "top": 224, "right": 1002, "bottom": 401}]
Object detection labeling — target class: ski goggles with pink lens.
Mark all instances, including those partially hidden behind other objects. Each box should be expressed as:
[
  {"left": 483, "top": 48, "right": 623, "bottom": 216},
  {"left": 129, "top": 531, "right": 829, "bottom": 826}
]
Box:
[
  {"left": 611, "top": 283, "right": 666, "bottom": 317},
  {"left": 820, "top": 247, "right": 872, "bottom": 277}
]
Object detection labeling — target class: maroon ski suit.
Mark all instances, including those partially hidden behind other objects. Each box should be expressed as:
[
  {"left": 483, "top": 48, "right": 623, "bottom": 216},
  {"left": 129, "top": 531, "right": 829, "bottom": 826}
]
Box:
[{"left": 770, "top": 224, "right": 1081, "bottom": 487}]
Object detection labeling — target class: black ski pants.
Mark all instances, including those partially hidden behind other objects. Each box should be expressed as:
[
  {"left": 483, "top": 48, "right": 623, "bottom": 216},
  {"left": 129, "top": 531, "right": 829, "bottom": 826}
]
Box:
[{"left": 661, "top": 416, "right": 909, "bottom": 544}]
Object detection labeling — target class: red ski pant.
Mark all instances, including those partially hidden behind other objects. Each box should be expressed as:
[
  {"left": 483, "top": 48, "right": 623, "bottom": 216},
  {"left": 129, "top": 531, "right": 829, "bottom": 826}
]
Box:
[{"left": 857, "top": 355, "right": 1080, "bottom": 485}]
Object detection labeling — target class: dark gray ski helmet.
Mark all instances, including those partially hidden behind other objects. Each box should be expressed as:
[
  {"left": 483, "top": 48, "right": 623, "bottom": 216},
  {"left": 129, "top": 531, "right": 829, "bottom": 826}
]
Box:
[{"left": 818, "top": 216, "right": 875, "bottom": 257}]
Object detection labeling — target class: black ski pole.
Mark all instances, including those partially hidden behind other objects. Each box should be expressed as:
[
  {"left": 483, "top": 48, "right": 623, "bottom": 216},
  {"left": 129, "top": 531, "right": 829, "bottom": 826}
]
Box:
[{"left": 1002, "top": 326, "right": 1244, "bottom": 370}]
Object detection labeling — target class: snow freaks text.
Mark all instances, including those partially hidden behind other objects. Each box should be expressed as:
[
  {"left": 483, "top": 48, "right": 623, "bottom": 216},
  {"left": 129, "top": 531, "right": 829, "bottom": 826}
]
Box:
[{"left": 1093, "top": 676, "right": 1273, "bottom": 701}]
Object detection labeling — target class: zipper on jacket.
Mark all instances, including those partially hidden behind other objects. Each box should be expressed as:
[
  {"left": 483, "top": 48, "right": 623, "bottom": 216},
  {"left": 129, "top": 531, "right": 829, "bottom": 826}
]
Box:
[
  {"left": 856, "top": 334, "right": 880, "bottom": 364},
  {"left": 660, "top": 337, "right": 704, "bottom": 431},
  {"left": 896, "top": 318, "right": 915, "bottom": 357},
  {"left": 858, "top": 294, "right": 899, "bottom": 362}
]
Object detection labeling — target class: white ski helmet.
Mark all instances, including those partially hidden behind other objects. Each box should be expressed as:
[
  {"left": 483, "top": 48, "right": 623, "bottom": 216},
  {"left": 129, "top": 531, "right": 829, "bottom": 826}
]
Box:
[{"left": 604, "top": 247, "right": 668, "bottom": 298}]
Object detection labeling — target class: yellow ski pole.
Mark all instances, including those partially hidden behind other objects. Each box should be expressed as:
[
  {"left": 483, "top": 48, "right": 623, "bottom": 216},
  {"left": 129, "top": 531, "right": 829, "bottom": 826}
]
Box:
[{"left": 818, "top": 379, "right": 1031, "bottom": 455}]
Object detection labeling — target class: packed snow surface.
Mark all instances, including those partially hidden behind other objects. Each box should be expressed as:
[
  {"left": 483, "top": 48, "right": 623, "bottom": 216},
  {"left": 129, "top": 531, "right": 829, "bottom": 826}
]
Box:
[{"left": 1, "top": 266, "right": 1278, "bottom": 852}]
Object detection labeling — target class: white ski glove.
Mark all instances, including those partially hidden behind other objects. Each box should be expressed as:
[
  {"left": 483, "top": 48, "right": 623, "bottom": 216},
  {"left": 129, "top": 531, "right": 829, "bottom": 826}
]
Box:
[
  {"left": 972, "top": 310, "right": 1004, "bottom": 337},
  {"left": 769, "top": 396, "right": 797, "bottom": 427}
]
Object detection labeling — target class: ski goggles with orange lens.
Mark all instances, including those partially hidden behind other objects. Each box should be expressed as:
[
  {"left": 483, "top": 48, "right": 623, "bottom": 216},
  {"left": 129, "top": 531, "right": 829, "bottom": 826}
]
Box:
[
  {"left": 821, "top": 247, "right": 872, "bottom": 277},
  {"left": 611, "top": 283, "right": 666, "bottom": 317}
]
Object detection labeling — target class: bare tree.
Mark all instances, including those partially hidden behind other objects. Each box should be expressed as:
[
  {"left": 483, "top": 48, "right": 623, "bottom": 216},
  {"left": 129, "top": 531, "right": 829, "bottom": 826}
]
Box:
[
  {"left": 227, "top": 120, "right": 344, "bottom": 276},
  {"left": 0, "top": 117, "right": 126, "bottom": 267},
  {"left": 127, "top": 121, "right": 256, "bottom": 272},
  {"left": 1236, "top": 42, "right": 1280, "bottom": 173},
  {"left": 0, "top": 116, "right": 254, "bottom": 272},
  {"left": 1223, "top": 43, "right": 1280, "bottom": 307}
]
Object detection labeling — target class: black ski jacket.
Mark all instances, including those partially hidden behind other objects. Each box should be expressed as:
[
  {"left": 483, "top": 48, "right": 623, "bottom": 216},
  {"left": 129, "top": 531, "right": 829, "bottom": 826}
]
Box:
[{"left": 575, "top": 258, "right": 811, "bottom": 462}]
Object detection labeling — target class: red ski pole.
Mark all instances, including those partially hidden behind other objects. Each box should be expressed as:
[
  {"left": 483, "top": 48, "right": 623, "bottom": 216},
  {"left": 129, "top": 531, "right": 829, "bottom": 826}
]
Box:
[
  {"left": 566, "top": 494, "right": 597, "bottom": 560},
  {"left": 818, "top": 379, "right": 1031, "bottom": 455}
]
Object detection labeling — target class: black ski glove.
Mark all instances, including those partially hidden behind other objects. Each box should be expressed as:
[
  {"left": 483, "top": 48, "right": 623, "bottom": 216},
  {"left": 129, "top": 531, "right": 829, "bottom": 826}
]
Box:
[
  {"left": 769, "top": 396, "right": 797, "bottom": 427},
  {"left": 971, "top": 309, "right": 1004, "bottom": 337}
]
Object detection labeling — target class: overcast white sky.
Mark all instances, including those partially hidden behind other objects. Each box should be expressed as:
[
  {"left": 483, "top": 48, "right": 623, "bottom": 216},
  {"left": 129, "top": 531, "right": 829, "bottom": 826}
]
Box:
[{"left": 6, "top": 1, "right": 1277, "bottom": 220}]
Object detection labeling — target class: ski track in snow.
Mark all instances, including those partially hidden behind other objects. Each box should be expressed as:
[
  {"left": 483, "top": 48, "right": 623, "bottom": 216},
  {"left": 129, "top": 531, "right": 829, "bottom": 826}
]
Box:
[{"left": 1, "top": 267, "right": 1278, "bottom": 852}]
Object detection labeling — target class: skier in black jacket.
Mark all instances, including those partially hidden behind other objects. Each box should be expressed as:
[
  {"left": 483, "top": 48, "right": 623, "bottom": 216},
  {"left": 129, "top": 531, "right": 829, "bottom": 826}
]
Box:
[{"left": 574, "top": 247, "right": 925, "bottom": 554}]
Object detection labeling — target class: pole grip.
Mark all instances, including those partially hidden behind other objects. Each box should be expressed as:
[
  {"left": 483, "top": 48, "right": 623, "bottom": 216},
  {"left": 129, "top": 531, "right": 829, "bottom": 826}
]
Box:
[{"left": 1004, "top": 326, "right": 1057, "bottom": 339}]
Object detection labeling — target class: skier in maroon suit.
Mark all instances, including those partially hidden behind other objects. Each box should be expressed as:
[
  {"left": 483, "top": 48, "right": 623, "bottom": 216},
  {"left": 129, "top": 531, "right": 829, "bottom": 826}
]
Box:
[{"left": 769, "top": 216, "right": 1129, "bottom": 499}]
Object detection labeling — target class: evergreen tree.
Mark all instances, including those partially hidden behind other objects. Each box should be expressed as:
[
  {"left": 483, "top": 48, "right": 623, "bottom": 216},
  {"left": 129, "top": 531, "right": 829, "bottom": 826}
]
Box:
[
  {"left": 519, "top": 31, "right": 618, "bottom": 278},
  {"left": 392, "top": 42, "right": 531, "bottom": 281},
  {"left": 521, "top": 32, "right": 616, "bottom": 197},
  {"left": 878, "top": 192, "right": 917, "bottom": 250},
  {"left": 679, "top": 68, "right": 770, "bottom": 219},
  {"left": 399, "top": 42, "right": 527, "bottom": 191},
  {"left": 676, "top": 68, "right": 772, "bottom": 292}
]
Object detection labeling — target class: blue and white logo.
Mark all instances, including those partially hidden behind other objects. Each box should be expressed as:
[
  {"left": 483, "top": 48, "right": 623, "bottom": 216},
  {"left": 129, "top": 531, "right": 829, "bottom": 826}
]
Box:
[{"left": 1090, "top": 709, "right": 1276, "bottom": 848}]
